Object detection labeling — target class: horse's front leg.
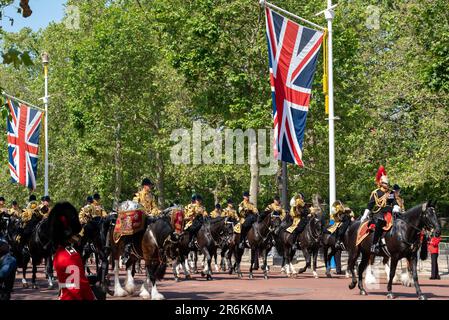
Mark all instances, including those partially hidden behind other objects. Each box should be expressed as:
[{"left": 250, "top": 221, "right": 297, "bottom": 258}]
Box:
[
  {"left": 298, "top": 248, "right": 310, "bottom": 274},
  {"left": 113, "top": 259, "right": 127, "bottom": 297},
  {"left": 312, "top": 248, "right": 319, "bottom": 279},
  {"left": 410, "top": 255, "right": 426, "bottom": 300},
  {"left": 262, "top": 248, "right": 269, "bottom": 279},
  {"left": 323, "top": 245, "right": 331, "bottom": 278},
  {"left": 357, "top": 253, "right": 370, "bottom": 296},
  {"left": 248, "top": 248, "right": 255, "bottom": 279},
  {"left": 31, "top": 260, "right": 38, "bottom": 289},
  {"left": 386, "top": 257, "right": 399, "bottom": 299},
  {"left": 46, "top": 256, "right": 55, "bottom": 289}
]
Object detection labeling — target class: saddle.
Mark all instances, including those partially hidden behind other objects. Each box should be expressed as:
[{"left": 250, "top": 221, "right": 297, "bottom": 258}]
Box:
[
  {"left": 355, "top": 212, "right": 393, "bottom": 246},
  {"left": 113, "top": 210, "right": 146, "bottom": 243}
]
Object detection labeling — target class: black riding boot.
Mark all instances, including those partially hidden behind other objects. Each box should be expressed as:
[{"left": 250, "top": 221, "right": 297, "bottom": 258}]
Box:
[
  {"left": 371, "top": 220, "right": 385, "bottom": 254},
  {"left": 188, "top": 231, "right": 197, "bottom": 250},
  {"left": 291, "top": 220, "right": 308, "bottom": 251}
]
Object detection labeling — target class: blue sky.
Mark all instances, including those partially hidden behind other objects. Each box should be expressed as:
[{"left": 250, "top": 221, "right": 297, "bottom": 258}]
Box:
[{"left": 1, "top": 0, "right": 67, "bottom": 32}]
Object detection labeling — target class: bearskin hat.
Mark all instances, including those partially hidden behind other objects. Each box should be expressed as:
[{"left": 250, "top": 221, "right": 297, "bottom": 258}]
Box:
[{"left": 48, "top": 202, "right": 81, "bottom": 247}]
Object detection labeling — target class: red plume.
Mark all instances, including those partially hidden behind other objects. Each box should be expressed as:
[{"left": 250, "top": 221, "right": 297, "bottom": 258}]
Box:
[{"left": 375, "top": 166, "right": 387, "bottom": 186}]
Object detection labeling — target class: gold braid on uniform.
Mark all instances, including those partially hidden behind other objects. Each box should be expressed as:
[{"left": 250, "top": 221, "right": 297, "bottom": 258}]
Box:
[{"left": 372, "top": 190, "right": 389, "bottom": 214}]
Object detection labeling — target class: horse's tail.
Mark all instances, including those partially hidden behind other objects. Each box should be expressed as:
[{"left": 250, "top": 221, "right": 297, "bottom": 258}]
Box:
[
  {"left": 420, "top": 234, "right": 428, "bottom": 261},
  {"left": 155, "top": 262, "right": 167, "bottom": 280}
]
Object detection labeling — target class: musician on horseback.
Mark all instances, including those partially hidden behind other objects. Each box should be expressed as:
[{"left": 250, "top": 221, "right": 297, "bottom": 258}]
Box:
[
  {"left": 184, "top": 194, "right": 207, "bottom": 250},
  {"left": 210, "top": 204, "right": 222, "bottom": 218},
  {"left": 17, "top": 195, "right": 42, "bottom": 244},
  {"left": 328, "top": 200, "right": 353, "bottom": 250},
  {"left": 79, "top": 196, "right": 95, "bottom": 225},
  {"left": 266, "top": 196, "right": 286, "bottom": 220},
  {"left": 287, "top": 194, "right": 309, "bottom": 251},
  {"left": 222, "top": 199, "right": 239, "bottom": 223},
  {"left": 133, "top": 178, "right": 161, "bottom": 216},
  {"left": 8, "top": 201, "right": 21, "bottom": 218},
  {"left": 361, "top": 166, "right": 401, "bottom": 254},
  {"left": 92, "top": 194, "right": 108, "bottom": 219},
  {"left": 0, "top": 197, "right": 8, "bottom": 215},
  {"left": 38, "top": 195, "right": 52, "bottom": 218},
  {"left": 237, "top": 192, "right": 259, "bottom": 249}
]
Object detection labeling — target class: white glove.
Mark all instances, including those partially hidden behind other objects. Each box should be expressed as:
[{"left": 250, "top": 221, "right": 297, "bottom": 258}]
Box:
[
  {"left": 393, "top": 205, "right": 401, "bottom": 214},
  {"left": 361, "top": 209, "right": 370, "bottom": 222}
]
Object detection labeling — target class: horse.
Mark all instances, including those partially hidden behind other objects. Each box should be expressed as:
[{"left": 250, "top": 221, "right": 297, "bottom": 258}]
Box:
[
  {"left": 346, "top": 201, "right": 440, "bottom": 300},
  {"left": 322, "top": 218, "right": 352, "bottom": 278},
  {"left": 210, "top": 217, "right": 235, "bottom": 272},
  {"left": 235, "top": 209, "right": 276, "bottom": 279},
  {"left": 26, "top": 216, "right": 56, "bottom": 289},
  {"left": 109, "top": 213, "right": 173, "bottom": 300}
]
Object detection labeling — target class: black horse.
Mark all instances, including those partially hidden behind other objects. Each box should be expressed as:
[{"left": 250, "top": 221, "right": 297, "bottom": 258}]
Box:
[{"left": 346, "top": 201, "right": 440, "bottom": 300}]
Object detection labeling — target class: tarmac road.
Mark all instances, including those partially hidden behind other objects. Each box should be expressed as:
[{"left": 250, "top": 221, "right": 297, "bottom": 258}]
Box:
[{"left": 10, "top": 263, "right": 449, "bottom": 300}]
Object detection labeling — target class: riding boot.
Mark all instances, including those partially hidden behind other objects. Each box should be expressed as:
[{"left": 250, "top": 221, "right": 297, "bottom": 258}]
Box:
[
  {"left": 188, "top": 232, "right": 197, "bottom": 250},
  {"left": 370, "top": 221, "right": 384, "bottom": 254}
]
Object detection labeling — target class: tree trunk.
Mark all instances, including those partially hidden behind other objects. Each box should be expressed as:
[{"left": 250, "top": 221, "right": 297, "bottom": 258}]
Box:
[
  {"left": 114, "top": 122, "right": 122, "bottom": 206},
  {"left": 155, "top": 150, "right": 165, "bottom": 208},
  {"left": 249, "top": 139, "right": 259, "bottom": 207}
]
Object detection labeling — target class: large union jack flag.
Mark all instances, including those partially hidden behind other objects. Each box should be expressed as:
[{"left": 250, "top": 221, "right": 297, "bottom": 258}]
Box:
[
  {"left": 6, "top": 97, "right": 43, "bottom": 190},
  {"left": 265, "top": 7, "right": 324, "bottom": 166}
]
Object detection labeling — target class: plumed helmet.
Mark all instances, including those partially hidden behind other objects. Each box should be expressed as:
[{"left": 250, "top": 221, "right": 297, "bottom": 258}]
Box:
[
  {"left": 376, "top": 166, "right": 389, "bottom": 186},
  {"left": 48, "top": 202, "right": 82, "bottom": 247},
  {"left": 142, "top": 178, "right": 153, "bottom": 187}
]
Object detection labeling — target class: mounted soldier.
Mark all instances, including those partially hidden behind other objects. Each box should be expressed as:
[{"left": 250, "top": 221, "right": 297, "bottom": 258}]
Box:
[
  {"left": 327, "top": 200, "right": 353, "bottom": 250},
  {"left": 79, "top": 196, "right": 95, "bottom": 225},
  {"left": 8, "top": 201, "right": 21, "bottom": 218},
  {"left": 222, "top": 199, "right": 239, "bottom": 222},
  {"left": 237, "top": 192, "right": 258, "bottom": 249},
  {"left": 92, "top": 194, "right": 108, "bottom": 219},
  {"left": 360, "top": 166, "right": 401, "bottom": 254},
  {"left": 287, "top": 193, "right": 309, "bottom": 251},
  {"left": 133, "top": 178, "right": 161, "bottom": 216},
  {"left": 184, "top": 194, "right": 207, "bottom": 250},
  {"left": 0, "top": 197, "right": 8, "bottom": 216},
  {"left": 210, "top": 204, "right": 222, "bottom": 219},
  {"left": 38, "top": 196, "right": 52, "bottom": 219}
]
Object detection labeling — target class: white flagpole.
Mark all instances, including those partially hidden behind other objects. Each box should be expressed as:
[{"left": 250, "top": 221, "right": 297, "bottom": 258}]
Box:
[
  {"left": 325, "top": 1, "right": 336, "bottom": 210},
  {"left": 260, "top": 0, "right": 325, "bottom": 30},
  {"left": 42, "top": 53, "right": 49, "bottom": 196}
]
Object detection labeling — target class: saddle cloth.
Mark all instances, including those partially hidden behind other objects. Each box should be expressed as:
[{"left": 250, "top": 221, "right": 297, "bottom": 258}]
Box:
[
  {"left": 172, "top": 210, "right": 184, "bottom": 234},
  {"left": 355, "top": 212, "right": 393, "bottom": 246},
  {"left": 113, "top": 210, "right": 146, "bottom": 243},
  {"left": 286, "top": 217, "right": 300, "bottom": 234}
]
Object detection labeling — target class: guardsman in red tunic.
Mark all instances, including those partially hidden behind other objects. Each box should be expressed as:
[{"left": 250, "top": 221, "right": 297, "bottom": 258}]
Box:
[
  {"left": 48, "top": 202, "right": 95, "bottom": 300},
  {"left": 428, "top": 233, "right": 441, "bottom": 280}
]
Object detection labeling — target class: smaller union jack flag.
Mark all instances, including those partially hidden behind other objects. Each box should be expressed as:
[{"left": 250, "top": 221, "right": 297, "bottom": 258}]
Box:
[
  {"left": 6, "top": 97, "right": 43, "bottom": 190},
  {"left": 265, "top": 7, "right": 324, "bottom": 166}
]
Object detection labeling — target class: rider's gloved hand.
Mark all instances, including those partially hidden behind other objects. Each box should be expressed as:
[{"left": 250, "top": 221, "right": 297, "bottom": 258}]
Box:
[
  {"left": 361, "top": 209, "right": 370, "bottom": 222},
  {"left": 392, "top": 205, "right": 401, "bottom": 214}
]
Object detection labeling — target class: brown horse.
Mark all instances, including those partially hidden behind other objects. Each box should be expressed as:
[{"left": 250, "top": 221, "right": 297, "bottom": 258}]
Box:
[{"left": 110, "top": 214, "right": 172, "bottom": 300}]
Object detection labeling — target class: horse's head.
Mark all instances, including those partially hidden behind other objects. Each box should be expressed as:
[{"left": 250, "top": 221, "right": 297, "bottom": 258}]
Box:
[{"left": 422, "top": 200, "right": 441, "bottom": 236}]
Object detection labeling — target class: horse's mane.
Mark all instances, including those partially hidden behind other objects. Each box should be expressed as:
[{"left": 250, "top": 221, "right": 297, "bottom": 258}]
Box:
[
  {"left": 258, "top": 209, "right": 270, "bottom": 222},
  {"left": 209, "top": 216, "right": 225, "bottom": 224}
]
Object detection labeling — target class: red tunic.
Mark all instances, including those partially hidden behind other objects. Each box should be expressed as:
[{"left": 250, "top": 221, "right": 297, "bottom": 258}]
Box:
[
  {"left": 428, "top": 236, "right": 441, "bottom": 255},
  {"left": 53, "top": 246, "right": 95, "bottom": 300}
]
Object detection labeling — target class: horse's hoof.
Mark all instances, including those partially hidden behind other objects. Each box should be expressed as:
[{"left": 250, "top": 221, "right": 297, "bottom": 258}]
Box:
[
  {"left": 238, "top": 273, "right": 243, "bottom": 279},
  {"left": 360, "top": 289, "right": 368, "bottom": 296},
  {"left": 185, "top": 274, "right": 192, "bottom": 280},
  {"left": 249, "top": 273, "right": 254, "bottom": 279},
  {"left": 264, "top": 275, "right": 268, "bottom": 280},
  {"left": 48, "top": 284, "right": 55, "bottom": 290},
  {"left": 175, "top": 277, "right": 180, "bottom": 282},
  {"left": 32, "top": 284, "right": 39, "bottom": 290},
  {"left": 207, "top": 275, "right": 212, "bottom": 281},
  {"left": 23, "top": 283, "right": 29, "bottom": 288},
  {"left": 326, "top": 273, "right": 332, "bottom": 278},
  {"left": 201, "top": 272, "right": 205, "bottom": 277},
  {"left": 348, "top": 282, "right": 356, "bottom": 290},
  {"left": 387, "top": 293, "right": 395, "bottom": 299},
  {"left": 419, "top": 295, "right": 427, "bottom": 301}
]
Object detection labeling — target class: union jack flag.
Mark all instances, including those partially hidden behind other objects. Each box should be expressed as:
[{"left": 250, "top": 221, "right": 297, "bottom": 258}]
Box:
[
  {"left": 5, "top": 97, "right": 43, "bottom": 190},
  {"left": 265, "top": 7, "right": 324, "bottom": 166}
]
